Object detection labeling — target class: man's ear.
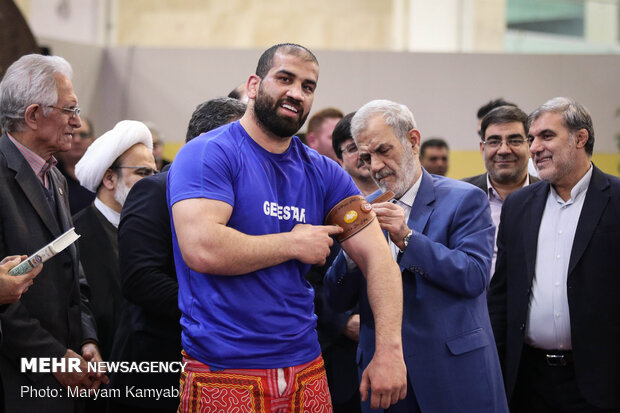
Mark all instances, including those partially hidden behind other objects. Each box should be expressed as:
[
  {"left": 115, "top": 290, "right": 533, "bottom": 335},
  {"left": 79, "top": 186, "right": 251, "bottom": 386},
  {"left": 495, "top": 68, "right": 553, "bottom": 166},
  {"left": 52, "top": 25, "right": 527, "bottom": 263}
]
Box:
[
  {"left": 246, "top": 75, "right": 261, "bottom": 100},
  {"left": 479, "top": 141, "right": 485, "bottom": 154},
  {"left": 574, "top": 129, "right": 589, "bottom": 149},
  {"left": 23, "top": 104, "right": 41, "bottom": 130},
  {"left": 408, "top": 129, "right": 421, "bottom": 153},
  {"left": 101, "top": 169, "right": 118, "bottom": 191}
]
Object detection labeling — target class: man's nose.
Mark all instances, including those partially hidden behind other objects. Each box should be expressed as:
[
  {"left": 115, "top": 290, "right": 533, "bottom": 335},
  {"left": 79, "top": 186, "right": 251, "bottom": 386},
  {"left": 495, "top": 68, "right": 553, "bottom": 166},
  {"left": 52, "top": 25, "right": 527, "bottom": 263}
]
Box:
[{"left": 286, "top": 82, "right": 303, "bottom": 101}]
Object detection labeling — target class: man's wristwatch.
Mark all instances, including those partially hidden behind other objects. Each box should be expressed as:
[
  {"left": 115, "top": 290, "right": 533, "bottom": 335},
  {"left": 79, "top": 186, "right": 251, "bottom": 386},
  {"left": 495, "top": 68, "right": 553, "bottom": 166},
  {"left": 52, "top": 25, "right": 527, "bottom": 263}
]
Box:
[{"left": 400, "top": 229, "right": 413, "bottom": 253}]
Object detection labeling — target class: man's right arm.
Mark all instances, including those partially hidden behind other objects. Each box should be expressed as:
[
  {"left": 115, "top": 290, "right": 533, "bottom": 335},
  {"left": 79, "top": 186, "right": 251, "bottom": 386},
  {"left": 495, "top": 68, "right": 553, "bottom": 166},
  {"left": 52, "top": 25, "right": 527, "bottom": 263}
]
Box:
[
  {"left": 171, "top": 198, "right": 343, "bottom": 275},
  {"left": 0, "top": 256, "right": 40, "bottom": 305}
]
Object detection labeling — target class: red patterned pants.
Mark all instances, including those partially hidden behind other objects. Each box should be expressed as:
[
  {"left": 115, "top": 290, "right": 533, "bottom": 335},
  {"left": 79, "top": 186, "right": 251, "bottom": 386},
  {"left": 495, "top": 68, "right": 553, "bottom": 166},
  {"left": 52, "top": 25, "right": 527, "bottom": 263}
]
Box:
[{"left": 177, "top": 351, "right": 333, "bottom": 413}]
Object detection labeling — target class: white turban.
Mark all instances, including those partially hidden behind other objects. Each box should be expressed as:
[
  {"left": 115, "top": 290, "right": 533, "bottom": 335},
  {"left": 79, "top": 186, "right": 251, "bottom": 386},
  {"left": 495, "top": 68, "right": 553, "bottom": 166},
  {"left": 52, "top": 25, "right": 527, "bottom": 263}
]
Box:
[{"left": 75, "top": 120, "right": 153, "bottom": 192}]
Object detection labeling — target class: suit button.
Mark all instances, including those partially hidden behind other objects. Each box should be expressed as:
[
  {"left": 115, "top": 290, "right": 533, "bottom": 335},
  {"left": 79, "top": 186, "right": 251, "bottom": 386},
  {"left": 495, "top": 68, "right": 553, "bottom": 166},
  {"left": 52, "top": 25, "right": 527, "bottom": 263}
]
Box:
[
  {"left": 519, "top": 323, "right": 525, "bottom": 331},
  {"left": 337, "top": 277, "right": 344, "bottom": 286}
]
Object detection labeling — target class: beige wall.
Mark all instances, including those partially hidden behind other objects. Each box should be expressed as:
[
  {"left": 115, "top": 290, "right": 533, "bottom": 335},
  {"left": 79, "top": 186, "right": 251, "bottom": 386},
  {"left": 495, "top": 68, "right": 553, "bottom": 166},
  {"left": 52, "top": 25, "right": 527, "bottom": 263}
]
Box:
[{"left": 117, "top": 0, "right": 398, "bottom": 50}]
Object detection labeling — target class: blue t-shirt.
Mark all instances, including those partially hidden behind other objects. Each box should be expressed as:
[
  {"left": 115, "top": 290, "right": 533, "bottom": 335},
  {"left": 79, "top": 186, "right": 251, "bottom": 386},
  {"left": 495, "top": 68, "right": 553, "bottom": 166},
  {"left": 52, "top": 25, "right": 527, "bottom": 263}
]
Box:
[{"left": 167, "top": 121, "right": 360, "bottom": 369}]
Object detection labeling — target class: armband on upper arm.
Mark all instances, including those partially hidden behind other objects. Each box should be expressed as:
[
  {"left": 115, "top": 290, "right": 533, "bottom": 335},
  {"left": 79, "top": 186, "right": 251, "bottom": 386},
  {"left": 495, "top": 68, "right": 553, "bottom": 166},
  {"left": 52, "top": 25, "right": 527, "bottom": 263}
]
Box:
[{"left": 325, "top": 191, "right": 394, "bottom": 242}]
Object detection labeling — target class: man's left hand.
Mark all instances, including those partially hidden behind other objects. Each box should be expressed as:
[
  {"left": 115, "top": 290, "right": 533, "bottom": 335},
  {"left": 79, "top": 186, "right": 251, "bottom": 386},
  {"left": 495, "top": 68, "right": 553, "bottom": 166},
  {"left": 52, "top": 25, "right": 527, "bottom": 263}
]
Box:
[
  {"left": 359, "top": 346, "right": 407, "bottom": 409},
  {"left": 81, "top": 343, "right": 109, "bottom": 388},
  {"left": 372, "top": 202, "right": 410, "bottom": 250}
]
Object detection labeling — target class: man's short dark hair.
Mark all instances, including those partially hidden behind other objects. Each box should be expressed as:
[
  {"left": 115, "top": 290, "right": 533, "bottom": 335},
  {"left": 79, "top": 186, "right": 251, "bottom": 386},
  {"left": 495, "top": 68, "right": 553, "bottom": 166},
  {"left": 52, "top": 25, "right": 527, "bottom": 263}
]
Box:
[
  {"left": 480, "top": 106, "right": 528, "bottom": 141},
  {"left": 185, "top": 97, "right": 247, "bottom": 142},
  {"left": 331, "top": 112, "right": 356, "bottom": 160},
  {"left": 420, "top": 138, "right": 449, "bottom": 159},
  {"left": 255, "top": 43, "right": 318, "bottom": 79},
  {"left": 477, "top": 98, "right": 517, "bottom": 120},
  {"left": 227, "top": 87, "right": 242, "bottom": 100}
]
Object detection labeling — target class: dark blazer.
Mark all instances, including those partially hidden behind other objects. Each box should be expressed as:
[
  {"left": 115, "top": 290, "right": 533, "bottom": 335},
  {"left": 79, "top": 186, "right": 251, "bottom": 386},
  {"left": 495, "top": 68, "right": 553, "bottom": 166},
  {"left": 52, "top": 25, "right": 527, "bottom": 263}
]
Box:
[
  {"left": 73, "top": 204, "right": 121, "bottom": 360},
  {"left": 0, "top": 134, "right": 97, "bottom": 412},
  {"left": 326, "top": 171, "right": 508, "bottom": 413},
  {"left": 305, "top": 244, "right": 360, "bottom": 408},
  {"left": 108, "top": 171, "right": 181, "bottom": 411},
  {"left": 463, "top": 172, "right": 540, "bottom": 193},
  {"left": 488, "top": 165, "right": 620, "bottom": 410}
]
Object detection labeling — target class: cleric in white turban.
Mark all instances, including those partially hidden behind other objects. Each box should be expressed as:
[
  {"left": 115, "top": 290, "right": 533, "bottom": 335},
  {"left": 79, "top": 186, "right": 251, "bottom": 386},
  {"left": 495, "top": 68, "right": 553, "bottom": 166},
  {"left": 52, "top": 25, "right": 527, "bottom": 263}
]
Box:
[
  {"left": 75, "top": 120, "right": 153, "bottom": 193},
  {"left": 72, "top": 120, "right": 157, "bottom": 366}
]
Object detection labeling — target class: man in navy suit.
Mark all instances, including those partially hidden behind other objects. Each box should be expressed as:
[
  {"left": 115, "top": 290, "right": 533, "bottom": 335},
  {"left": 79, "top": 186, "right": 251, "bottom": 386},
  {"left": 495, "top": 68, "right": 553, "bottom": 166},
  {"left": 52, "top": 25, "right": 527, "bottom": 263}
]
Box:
[
  {"left": 325, "top": 99, "right": 508, "bottom": 412},
  {"left": 489, "top": 97, "right": 620, "bottom": 411}
]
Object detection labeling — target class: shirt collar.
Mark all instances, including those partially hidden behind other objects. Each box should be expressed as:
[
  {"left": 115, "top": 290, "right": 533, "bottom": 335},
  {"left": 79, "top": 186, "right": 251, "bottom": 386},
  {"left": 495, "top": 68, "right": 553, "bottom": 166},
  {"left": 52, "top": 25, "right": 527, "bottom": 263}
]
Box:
[
  {"left": 7, "top": 133, "right": 57, "bottom": 182},
  {"left": 486, "top": 173, "right": 530, "bottom": 201},
  {"left": 94, "top": 197, "right": 120, "bottom": 228},
  {"left": 396, "top": 171, "right": 423, "bottom": 208},
  {"left": 549, "top": 163, "right": 593, "bottom": 206}
]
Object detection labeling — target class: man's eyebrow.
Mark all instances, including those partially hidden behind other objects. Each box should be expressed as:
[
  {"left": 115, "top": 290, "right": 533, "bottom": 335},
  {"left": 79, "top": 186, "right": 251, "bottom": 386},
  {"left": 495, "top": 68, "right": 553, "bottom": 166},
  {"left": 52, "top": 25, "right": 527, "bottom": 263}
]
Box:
[{"left": 275, "top": 69, "right": 296, "bottom": 78}]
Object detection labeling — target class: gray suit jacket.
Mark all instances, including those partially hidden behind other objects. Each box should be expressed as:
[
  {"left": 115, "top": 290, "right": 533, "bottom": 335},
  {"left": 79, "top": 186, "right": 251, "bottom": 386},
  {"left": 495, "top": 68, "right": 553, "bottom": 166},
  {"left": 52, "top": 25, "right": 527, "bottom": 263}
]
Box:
[{"left": 0, "top": 133, "right": 97, "bottom": 412}]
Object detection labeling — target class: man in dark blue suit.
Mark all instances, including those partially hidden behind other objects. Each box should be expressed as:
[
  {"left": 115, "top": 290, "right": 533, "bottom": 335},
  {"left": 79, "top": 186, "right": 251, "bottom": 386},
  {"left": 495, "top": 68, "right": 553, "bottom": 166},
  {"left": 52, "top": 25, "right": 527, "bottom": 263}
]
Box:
[
  {"left": 489, "top": 97, "right": 620, "bottom": 412},
  {"left": 107, "top": 97, "right": 246, "bottom": 413},
  {"left": 325, "top": 99, "right": 508, "bottom": 412}
]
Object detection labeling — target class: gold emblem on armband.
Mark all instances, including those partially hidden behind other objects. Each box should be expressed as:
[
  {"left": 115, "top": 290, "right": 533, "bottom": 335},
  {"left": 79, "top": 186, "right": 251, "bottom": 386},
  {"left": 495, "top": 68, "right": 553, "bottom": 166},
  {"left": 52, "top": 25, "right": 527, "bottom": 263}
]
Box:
[{"left": 344, "top": 210, "right": 358, "bottom": 223}]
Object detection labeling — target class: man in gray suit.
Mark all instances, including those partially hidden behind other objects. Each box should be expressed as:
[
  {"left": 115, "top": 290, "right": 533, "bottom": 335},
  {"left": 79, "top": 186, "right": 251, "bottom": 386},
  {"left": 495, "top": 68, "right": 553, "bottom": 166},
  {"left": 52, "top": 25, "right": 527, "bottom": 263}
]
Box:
[
  {"left": 0, "top": 54, "right": 106, "bottom": 412},
  {"left": 464, "top": 105, "right": 539, "bottom": 278}
]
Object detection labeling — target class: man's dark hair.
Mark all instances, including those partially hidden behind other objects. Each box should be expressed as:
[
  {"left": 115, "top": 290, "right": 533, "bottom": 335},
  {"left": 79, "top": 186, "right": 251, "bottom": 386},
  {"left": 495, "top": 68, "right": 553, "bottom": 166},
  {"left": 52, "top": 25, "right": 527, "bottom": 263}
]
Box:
[
  {"left": 477, "top": 98, "right": 517, "bottom": 120},
  {"left": 307, "top": 107, "right": 343, "bottom": 135},
  {"left": 185, "top": 97, "right": 247, "bottom": 142},
  {"left": 480, "top": 106, "right": 528, "bottom": 141},
  {"left": 255, "top": 43, "right": 318, "bottom": 79},
  {"left": 420, "top": 138, "right": 449, "bottom": 159},
  {"left": 331, "top": 112, "right": 356, "bottom": 160},
  {"left": 227, "top": 87, "right": 242, "bottom": 100}
]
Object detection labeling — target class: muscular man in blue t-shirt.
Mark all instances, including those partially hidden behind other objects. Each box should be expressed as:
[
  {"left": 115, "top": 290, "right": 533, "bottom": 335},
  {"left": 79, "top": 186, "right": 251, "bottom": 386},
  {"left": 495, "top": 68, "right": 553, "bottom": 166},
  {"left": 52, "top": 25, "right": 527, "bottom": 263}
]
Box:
[{"left": 168, "top": 43, "right": 407, "bottom": 412}]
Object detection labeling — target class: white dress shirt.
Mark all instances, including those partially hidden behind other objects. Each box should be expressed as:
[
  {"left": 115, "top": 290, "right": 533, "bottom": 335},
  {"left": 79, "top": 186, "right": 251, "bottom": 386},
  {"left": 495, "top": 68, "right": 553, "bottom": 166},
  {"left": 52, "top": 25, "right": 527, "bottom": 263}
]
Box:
[
  {"left": 525, "top": 165, "right": 593, "bottom": 350},
  {"left": 388, "top": 175, "right": 421, "bottom": 260},
  {"left": 94, "top": 197, "right": 121, "bottom": 228}
]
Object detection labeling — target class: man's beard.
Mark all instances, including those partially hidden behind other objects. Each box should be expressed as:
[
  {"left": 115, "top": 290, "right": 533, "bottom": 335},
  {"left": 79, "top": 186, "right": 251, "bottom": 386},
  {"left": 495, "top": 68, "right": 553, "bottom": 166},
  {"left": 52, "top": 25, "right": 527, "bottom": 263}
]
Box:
[
  {"left": 114, "top": 178, "right": 131, "bottom": 207},
  {"left": 254, "top": 84, "right": 308, "bottom": 138},
  {"left": 373, "top": 145, "right": 418, "bottom": 198}
]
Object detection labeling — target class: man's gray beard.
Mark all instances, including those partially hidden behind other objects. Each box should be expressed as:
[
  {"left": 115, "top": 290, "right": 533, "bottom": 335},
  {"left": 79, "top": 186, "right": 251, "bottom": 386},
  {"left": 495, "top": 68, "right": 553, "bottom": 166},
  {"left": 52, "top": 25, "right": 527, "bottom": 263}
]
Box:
[{"left": 113, "top": 178, "right": 131, "bottom": 207}]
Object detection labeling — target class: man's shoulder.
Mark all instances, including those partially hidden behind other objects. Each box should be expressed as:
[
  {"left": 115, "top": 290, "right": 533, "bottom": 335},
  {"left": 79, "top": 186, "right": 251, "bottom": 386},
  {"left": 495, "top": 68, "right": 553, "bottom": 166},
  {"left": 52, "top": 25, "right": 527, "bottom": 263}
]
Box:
[
  {"left": 434, "top": 174, "right": 485, "bottom": 196},
  {"left": 73, "top": 203, "right": 97, "bottom": 224},
  {"left": 462, "top": 173, "right": 486, "bottom": 184}
]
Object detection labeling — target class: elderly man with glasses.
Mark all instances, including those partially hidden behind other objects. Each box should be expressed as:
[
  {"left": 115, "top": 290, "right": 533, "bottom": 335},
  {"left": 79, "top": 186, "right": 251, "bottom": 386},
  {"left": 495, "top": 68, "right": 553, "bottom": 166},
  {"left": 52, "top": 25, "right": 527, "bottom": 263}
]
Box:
[
  {"left": 0, "top": 54, "right": 107, "bottom": 413},
  {"left": 464, "top": 105, "right": 539, "bottom": 279}
]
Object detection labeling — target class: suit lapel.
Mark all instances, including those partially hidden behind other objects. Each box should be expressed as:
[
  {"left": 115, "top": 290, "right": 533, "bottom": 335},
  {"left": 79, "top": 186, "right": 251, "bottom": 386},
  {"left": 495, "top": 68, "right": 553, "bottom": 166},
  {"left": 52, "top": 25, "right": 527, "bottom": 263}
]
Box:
[
  {"left": 51, "top": 168, "right": 78, "bottom": 264},
  {"left": 407, "top": 171, "right": 434, "bottom": 237},
  {"left": 522, "top": 182, "right": 549, "bottom": 285},
  {"left": 568, "top": 166, "right": 609, "bottom": 277},
  {"left": 1, "top": 135, "right": 61, "bottom": 237}
]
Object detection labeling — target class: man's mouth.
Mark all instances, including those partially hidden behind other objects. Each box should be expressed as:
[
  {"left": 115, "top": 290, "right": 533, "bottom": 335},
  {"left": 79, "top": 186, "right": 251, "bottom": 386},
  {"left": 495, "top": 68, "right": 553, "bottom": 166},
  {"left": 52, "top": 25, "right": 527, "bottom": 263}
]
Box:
[
  {"left": 281, "top": 103, "right": 299, "bottom": 114},
  {"left": 535, "top": 155, "right": 551, "bottom": 166}
]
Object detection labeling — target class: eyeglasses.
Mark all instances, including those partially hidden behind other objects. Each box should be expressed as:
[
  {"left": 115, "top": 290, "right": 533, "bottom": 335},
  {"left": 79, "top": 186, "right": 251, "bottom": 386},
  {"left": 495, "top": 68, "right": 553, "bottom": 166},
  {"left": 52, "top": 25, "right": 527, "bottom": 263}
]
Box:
[
  {"left": 340, "top": 143, "right": 358, "bottom": 155},
  {"left": 47, "top": 105, "right": 81, "bottom": 118},
  {"left": 483, "top": 137, "right": 527, "bottom": 149},
  {"left": 112, "top": 166, "right": 159, "bottom": 177}
]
